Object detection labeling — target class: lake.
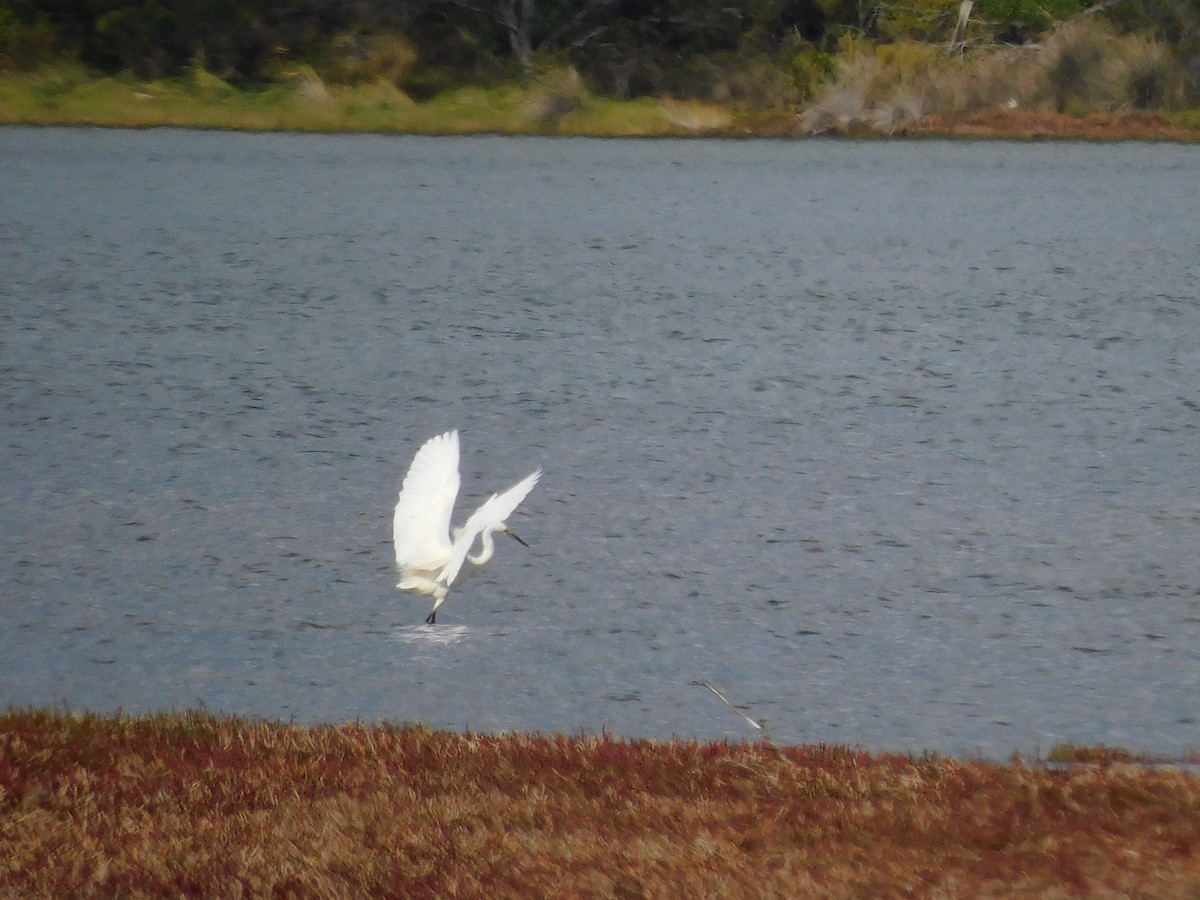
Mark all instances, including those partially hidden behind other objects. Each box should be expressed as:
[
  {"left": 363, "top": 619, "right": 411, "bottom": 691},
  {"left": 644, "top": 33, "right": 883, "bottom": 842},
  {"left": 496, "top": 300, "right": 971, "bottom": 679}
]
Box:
[{"left": 2, "top": 127, "right": 1198, "bottom": 758}]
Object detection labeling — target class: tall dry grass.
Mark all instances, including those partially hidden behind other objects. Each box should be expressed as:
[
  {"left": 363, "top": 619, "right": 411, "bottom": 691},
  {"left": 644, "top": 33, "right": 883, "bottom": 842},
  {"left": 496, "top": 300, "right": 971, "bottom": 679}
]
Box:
[
  {"left": 1038, "top": 19, "right": 1184, "bottom": 113},
  {"left": 3, "top": 710, "right": 1200, "bottom": 897},
  {"left": 802, "top": 21, "right": 1190, "bottom": 134}
]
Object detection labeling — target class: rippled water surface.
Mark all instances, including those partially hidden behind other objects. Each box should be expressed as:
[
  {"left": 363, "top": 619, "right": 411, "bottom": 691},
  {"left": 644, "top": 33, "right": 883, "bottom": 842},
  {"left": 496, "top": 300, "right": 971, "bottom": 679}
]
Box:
[{"left": 2, "top": 127, "right": 1199, "bottom": 757}]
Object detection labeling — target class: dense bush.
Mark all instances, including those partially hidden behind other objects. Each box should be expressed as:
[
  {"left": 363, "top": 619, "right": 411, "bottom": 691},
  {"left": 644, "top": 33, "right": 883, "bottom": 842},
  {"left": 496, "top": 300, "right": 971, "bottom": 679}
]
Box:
[{"left": 1, "top": 0, "right": 1198, "bottom": 110}]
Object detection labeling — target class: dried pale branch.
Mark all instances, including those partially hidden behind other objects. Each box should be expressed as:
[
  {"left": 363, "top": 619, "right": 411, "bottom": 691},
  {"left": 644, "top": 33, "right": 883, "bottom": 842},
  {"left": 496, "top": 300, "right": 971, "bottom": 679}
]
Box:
[
  {"left": 692, "top": 679, "right": 764, "bottom": 733},
  {"left": 691, "top": 679, "right": 790, "bottom": 762},
  {"left": 947, "top": 0, "right": 973, "bottom": 55}
]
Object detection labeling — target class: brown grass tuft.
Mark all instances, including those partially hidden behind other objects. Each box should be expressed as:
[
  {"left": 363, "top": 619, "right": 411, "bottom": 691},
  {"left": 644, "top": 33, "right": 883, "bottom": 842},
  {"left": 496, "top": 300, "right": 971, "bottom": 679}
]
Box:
[{"left": 3, "top": 710, "right": 1200, "bottom": 896}]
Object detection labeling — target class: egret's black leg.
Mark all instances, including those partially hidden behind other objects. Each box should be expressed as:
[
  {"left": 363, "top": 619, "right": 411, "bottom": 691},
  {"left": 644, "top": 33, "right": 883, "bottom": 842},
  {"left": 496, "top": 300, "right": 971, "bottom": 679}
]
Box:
[{"left": 425, "top": 610, "right": 437, "bottom": 625}]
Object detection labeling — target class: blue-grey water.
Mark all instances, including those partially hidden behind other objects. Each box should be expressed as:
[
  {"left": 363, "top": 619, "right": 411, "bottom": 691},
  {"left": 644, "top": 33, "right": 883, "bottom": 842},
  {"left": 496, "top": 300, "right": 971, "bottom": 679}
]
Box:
[{"left": 2, "top": 127, "right": 1198, "bottom": 759}]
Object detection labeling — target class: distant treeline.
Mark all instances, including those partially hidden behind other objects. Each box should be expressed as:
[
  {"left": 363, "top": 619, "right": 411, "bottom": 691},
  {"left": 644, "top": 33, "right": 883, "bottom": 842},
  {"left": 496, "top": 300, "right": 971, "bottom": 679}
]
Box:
[{"left": 2, "top": 0, "right": 1199, "bottom": 103}]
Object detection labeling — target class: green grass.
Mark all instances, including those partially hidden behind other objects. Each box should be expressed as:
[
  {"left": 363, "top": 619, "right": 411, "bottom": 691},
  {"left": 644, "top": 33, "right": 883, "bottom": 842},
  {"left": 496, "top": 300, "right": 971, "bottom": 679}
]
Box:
[
  {"left": 0, "top": 66, "right": 735, "bottom": 136},
  {"left": 1167, "top": 109, "right": 1200, "bottom": 130}
]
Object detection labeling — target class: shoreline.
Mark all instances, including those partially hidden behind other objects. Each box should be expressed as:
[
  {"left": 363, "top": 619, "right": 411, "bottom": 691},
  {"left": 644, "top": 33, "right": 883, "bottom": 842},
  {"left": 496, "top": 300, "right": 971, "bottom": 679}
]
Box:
[
  {"left": 7, "top": 110, "right": 1200, "bottom": 142},
  {"left": 4, "top": 70, "right": 1200, "bottom": 141},
  {"left": 910, "top": 109, "right": 1200, "bottom": 142}
]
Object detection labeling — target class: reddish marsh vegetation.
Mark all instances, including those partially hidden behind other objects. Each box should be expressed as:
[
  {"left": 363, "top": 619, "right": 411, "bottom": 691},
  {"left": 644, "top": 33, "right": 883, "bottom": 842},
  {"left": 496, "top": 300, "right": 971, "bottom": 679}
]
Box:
[
  {"left": 910, "top": 109, "right": 1200, "bottom": 141},
  {"left": 2, "top": 710, "right": 1199, "bottom": 897}
]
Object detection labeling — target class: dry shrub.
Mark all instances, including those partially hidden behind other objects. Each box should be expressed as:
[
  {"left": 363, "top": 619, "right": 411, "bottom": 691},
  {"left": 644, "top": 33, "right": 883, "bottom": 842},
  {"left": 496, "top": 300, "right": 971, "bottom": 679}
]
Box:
[
  {"left": 707, "top": 55, "right": 802, "bottom": 111},
  {"left": 799, "top": 40, "right": 1045, "bottom": 132},
  {"left": 1024, "top": 20, "right": 1184, "bottom": 112},
  {"left": 801, "top": 45, "right": 938, "bottom": 133},
  {"left": 524, "top": 66, "right": 585, "bottom": 126},
  {"left": 801, "top": 24, "right": 1184, "bottom": 133},
  {"left": 658, "top": 99, "right": 734, "bottom": 133},
  {"left": 591, "top": 50, "right": 807, "bottom": 111},
  {"left": 799, "top": 85, "right": 866, "bottom": 132},
  {"left": 914, "top": 46, "right": 1041, "bottom": 114},
  {"left": 870, "top": 90, "right": 927, "bottom": 132},
  {"left": 317, "top": 32, "right": 419, "bottom": 86},
  {"left": 1121, "top": 37, "right": 1177, "bottom": 108},
  {"left": 1044, "top": 20, "right": 1109, "bottom": 110},
  {"left": 278, "top": 64, "right": 335, "bottom": 105}
]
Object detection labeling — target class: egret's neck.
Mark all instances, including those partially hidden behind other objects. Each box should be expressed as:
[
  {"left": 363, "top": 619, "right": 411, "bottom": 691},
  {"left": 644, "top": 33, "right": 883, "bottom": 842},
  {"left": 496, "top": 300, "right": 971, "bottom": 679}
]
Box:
[{"left": 467, "top": 528, "right": 497, "bottom": 567}]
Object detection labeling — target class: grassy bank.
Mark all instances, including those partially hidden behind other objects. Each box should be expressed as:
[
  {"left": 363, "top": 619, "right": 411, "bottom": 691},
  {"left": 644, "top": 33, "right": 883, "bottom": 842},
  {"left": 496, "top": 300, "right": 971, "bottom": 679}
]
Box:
[
  {"left": 2, "top": 710, "right": 1199, "bottom": 896},
  {"left": 0, "top": 65, "right": 736, "bottom": 137},
  {"left": 5, "top": 64, "right": 1200, "bottom": 140}
]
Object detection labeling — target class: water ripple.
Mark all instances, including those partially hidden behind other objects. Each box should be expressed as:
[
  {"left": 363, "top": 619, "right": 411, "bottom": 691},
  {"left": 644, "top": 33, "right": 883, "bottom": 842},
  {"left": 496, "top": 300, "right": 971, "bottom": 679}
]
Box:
[{"left": 2, "top": 129, "right": 1199, "bottom": 757}]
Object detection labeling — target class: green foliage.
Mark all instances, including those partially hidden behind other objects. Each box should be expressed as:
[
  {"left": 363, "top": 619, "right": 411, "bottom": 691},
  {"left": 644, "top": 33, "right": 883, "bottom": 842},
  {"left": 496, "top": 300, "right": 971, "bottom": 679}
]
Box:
[
  {"left": 975, "top": 0, "right": 1091, "bottom": 36},
  {"left": 1, "top": 0, "right": 1198, "bottom": 114},
  {"left": 0, "top": 5, "right": 60, "bottom": 69},
  {"left": 872, "top": 0, "right": 960, "bottom": 44},
  {"left": 1168, "top": 108, "right": 1200, "bottom": 128},
  {"left": 1107, "top": 0, "right": 1200, "bottom": 48},
  {"left": 784, "top": 46, "right": 836, "bottom": 100},
  {"left": 92, "top": 3, "right": 174, "bottom": 76}
]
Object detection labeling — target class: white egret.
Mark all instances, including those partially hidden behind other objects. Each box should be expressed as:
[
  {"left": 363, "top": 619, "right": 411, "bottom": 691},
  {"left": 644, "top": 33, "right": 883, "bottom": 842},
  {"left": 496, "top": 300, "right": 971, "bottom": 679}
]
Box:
[{"left": 393, "top": 430, "right": 540, "bottom": 624}]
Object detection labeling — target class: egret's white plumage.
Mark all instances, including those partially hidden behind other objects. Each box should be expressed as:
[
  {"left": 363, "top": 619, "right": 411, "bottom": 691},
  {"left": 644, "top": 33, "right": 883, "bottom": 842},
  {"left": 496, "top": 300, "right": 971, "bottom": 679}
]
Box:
[{"left": 393, "top": 430, "right": 540, "bottom": 624}]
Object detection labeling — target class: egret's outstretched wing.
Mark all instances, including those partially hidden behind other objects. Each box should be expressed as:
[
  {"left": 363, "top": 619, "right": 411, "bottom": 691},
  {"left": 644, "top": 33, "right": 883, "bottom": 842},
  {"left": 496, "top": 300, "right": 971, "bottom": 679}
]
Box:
[
  {"left": 440, "top": 468, "right": 541, "bottom": 587},
  {"left": 393, "top": 430, "right": 460, "bottom": 569}
]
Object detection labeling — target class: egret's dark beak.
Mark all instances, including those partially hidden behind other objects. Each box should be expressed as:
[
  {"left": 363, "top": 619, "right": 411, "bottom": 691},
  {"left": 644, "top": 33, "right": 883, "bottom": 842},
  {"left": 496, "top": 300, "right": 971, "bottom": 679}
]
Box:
[{"left": 506, "top": 529, "right": 530, "bottom": 548}]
